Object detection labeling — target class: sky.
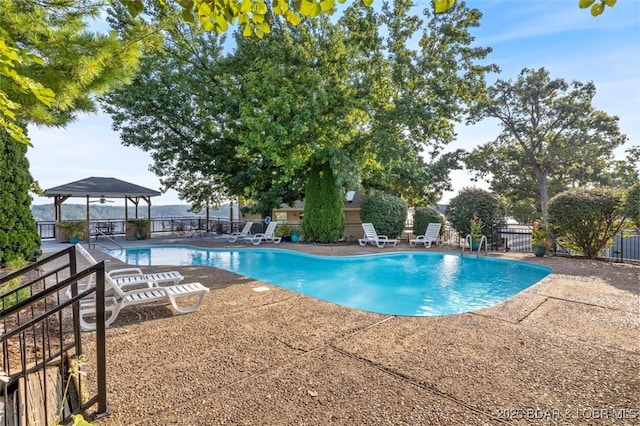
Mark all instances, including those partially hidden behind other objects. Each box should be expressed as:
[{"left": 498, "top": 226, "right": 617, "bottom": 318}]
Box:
[{"left": 26, "top": 0, "right": 640, "bottom": 206}]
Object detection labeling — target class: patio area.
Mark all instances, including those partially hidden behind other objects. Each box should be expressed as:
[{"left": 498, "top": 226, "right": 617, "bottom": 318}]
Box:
[{"left": 63, "top": 239, "right": 639, "bottom": 425}]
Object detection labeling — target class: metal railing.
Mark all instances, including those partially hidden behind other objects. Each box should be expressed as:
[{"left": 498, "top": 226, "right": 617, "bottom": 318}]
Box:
[
  {"left": 36, "top": 218, "right": 639, "bottom": 262},
  {"left": 36, "top": 217, "right": 247, "bottom": 241},
  {"left": 489, "top": 224, "right": 640, "bottom": 263},
  {"left": 1, "top": 246, "right": 108, "bottom": 425},
  {"left": 89, "top": 227, "right": 124, "bottom": 252}
]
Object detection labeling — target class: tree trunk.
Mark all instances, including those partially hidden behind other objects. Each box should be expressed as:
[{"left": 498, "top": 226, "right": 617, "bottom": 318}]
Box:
[{"left": 535, "top": 167, "right": 550, "bottom": 224}]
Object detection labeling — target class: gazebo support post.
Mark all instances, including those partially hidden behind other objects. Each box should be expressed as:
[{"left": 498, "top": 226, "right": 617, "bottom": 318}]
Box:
[
  {"left": 85, "top": 195, "right": 90, "bottom": 242},
  {"left": 53, "top": 195, "right": 71, "bottom": 242},
  {"left": 143, "top": 196, "right": 152, "bottom": 239}
]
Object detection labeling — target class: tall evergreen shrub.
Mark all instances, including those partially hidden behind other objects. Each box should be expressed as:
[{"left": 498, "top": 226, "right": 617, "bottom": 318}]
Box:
[
  {"left": 359, "top": 192, "right": 407, "bottom": 238},
  {"left": 0, "top": 131, "right": 41, "bottom": 263},
  {"left": 302, "top": 162, "right": 345, "bottom": 243}
]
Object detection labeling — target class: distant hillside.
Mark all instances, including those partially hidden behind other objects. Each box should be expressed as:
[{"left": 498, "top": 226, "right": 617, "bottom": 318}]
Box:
[{"left": 31, "top": 204, "right": 231, "bottom": 222}]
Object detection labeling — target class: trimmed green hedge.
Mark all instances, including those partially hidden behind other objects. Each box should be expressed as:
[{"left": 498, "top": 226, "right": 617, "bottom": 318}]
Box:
[
  {"left": 412, "top": 206, "right": 444, "bottom": 236},
  {"left": 359, "top": 192, "right": 407, "bottom": 238},
  {"left": 624, "top": 182, "right": 640, "bottom": 230},
  {"left": 446, "top": 188, "right": 503, "bottom": 238},
  {"left": 548, "top": 187, "right": 625, "bottom": 258}
]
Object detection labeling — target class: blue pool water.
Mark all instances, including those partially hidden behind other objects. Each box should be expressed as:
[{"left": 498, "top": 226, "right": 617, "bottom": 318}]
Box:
[{"left": 103, "top": 246, "right": 552, "bottom": 316}]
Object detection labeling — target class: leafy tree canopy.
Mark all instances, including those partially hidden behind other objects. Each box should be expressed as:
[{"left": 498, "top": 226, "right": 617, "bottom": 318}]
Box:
[
  {"left": 445, "top": 187, "right": 503, "bottom": 238},
  {"left": 102, "top": 0, "right": 494, "bottom": 211},
  {"left": 1, "top": 0, "right": 149, "bottom": 261},
  {"left": 2, "top": 0, "right": 615, "bottom": 144},
  {"left": 466, "top": 67, "right": 630, "bottom": 224},
  {"left": 302, "top": 161, "right": 345, "bottom": 243},
  {"left": 0, "top": 0, "right": 149, "bottom": 144},
  {"left": 436, "top": 0, "right": 618, "bottom": 16}
]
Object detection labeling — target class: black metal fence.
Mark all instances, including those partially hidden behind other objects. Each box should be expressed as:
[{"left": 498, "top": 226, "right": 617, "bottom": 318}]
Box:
[
  {"left": 0, "top": 246, "right": 108, "bottom": 425},
  {"left": 487, "top": 224, "right": 639, "bottom": 263},
  {"left": 35, "top": 218, "right": 640, "bottom": 263},
  {"left": 36, "top": 217, "right": 246, "bottom": 241}
]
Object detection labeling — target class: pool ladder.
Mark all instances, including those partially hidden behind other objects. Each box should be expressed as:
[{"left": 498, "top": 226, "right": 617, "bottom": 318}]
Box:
[
  {"left": 88, "top": 227, "right": 124, "bottom": 254},
  {"left": 462, "top": 235, "right": 488, "bottom": 257}
]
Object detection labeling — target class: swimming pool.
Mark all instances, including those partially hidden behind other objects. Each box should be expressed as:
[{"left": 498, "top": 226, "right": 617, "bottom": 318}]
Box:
[{"left": 103, "top": 246, "right": 552, "bottom": 316}]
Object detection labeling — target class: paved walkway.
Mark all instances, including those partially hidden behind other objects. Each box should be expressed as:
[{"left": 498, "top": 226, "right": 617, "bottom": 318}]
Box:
[{"left": 51, "top": 238, "right": 639, "bottom": 425}]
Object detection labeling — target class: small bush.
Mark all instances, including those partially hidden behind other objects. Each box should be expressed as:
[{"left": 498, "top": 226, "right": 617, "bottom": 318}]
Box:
[
  {"left": 58, "top": 221, "right": 87, "bottom": 238},
  {"left": 0, "top": 257, "right": 30, "bottom": 309},
  {"left": 360, "top": 192, "right": 408, "bottom": 238},
  {"left": 624, "top": 182, "right": 640, "bottom": 230},
  {"left": 275, "top": 224, "right": 291, "bottom": 237},
  {"left": 548, "top": 187, "right": 625, "bottom": 258},
  {"left": 412, "top": 206, "right": 444, "bottom": 236},
  {"left": 446, "top": 188, "right": 504, "bottom": 238}
]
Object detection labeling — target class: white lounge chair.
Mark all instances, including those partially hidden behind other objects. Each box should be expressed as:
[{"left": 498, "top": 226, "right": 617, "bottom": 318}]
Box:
[
  {"left": 227, "top": 222, "right": 254, "bottom": 242},
  {"left": 75, "top": 244, "right": 184, "bottom": 287},
  {"left": 74, "top": 245, "right": 209, "bottom": 331},
  {"left": 358, "top": 223, "right": 398, "bottom": 248},
  {"left": 107, "top": 268, "right": 184, "bottom": 288},
  {"left": 409, "top": 222, "right": 442, "bottom": 248},
  {"left": 244, "top": 221, "right": 282, "bottom": 245}
]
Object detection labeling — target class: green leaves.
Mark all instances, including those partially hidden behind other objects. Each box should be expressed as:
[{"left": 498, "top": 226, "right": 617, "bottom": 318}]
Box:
[
  {"left": 579, "top": 0, "right": 617, "bottom": 16},
  {"left": 0, "top": 130, "right": 41, "bottom": 262},
  {"left": 433, "top": 0, "right": 456, "bottom": 14},
  {"left": 623, "top": 183, "right": 640, "bottom": 230},
  {"left": 590, "top": 2, "right": 604, "bottom": 16},
  {"left": 1, "top": 0, "right": 145, "bottom": 145},
  {"left": 0, "top": 31, "right": 54, "bottom": 145},
  {"left": 548, "top": 187, "right": 625, "bottom": 258},
  {"left": 302, "top": 162, "right": 345, "bottom": 243},
  {"left": 285, "top": 10, "right": 301, "bottom": 25},
  {"left": 467, "top": 67, "right": 628, "bottom": 223},
  {"left": 578, "top": 0, "right": 595, "bottom": 8},
  {"left": 120, "top": 0, "right": 145, "bottom": 17}
]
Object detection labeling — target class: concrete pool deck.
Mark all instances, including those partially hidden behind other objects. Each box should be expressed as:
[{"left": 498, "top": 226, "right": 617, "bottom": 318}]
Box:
[{"left": 65, "top": 238, "right": 639, "bottom": 425}]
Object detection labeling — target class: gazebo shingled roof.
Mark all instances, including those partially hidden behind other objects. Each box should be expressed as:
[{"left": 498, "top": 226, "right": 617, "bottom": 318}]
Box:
[{"left": 44, "top": 177, "right": 161, "bottom": 198}]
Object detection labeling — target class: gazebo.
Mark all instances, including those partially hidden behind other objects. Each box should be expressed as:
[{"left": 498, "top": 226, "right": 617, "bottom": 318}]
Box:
[{"left": 44, "top": 177, "right": 161, "bottom": 242}]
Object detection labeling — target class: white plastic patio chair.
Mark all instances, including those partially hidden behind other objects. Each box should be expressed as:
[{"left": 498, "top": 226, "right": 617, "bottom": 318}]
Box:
[
  {"left": 74, "top": 245, "right": 209, "bottom": 331},
  {"left": 358, "top": 223, "right": 398, "bottom": 248},
  {"left": 244, "top": 221, "right": 282, "bottom": 245},
  {"left": 227, "top": 222, "right": 254, "bottom": 242},
  {"left": 409, "top": 223, "right": 442, "bottom": 248},
  {"left": 75, "top": 244, "right": 184, "bottom": 287}
]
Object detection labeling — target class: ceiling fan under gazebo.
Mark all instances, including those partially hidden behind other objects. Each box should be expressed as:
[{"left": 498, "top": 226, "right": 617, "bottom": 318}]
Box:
[{"left": 89, "top": 196, "right": 114, "bottom": 204}]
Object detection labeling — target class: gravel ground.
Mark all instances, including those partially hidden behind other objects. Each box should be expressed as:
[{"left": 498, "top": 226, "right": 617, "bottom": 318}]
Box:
[{"left": 69, "top": 239, "right": 639, "bottom": 425}]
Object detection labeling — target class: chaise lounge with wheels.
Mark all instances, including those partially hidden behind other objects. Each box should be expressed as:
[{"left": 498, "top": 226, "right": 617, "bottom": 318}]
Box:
[
  {"left": 358, "top": 223, "right": 398, "bottom": 248},
  {"left": 409, "top": 222, "right": 442, "bottom": 248}
]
